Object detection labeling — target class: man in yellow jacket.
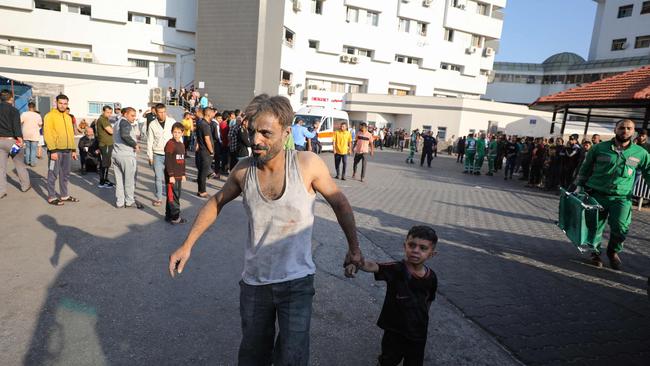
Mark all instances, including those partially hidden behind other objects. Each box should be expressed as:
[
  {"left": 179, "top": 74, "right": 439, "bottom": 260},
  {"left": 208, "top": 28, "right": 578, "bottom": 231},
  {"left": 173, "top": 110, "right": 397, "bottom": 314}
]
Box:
[
  {"left": 43, "top": 94, "right": 78, "bottom": 205},
  {"left": 332, "top": 121, "right": 352, "bottom": 180}
]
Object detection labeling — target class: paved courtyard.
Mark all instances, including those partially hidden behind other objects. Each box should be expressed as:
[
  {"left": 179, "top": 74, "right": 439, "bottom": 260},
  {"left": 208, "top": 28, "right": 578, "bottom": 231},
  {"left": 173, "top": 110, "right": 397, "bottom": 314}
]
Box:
[{"left": 1, "top": 148, "right": 648, "bottom": 365}]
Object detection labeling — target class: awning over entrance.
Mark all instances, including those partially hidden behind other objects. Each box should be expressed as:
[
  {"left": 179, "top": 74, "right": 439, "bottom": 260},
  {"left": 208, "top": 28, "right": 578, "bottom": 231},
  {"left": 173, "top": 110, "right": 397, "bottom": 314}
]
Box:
[
  {"left": 0, "top": 75, "right": 33, "bottom": 113},
  {"left": 529, "top": 65, "right": 650, "bottom": 136}
]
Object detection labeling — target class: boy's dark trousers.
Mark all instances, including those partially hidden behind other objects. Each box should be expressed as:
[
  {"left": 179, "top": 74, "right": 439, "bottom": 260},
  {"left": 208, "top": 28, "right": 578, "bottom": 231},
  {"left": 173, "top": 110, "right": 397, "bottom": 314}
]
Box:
[
  {"left": 334, "top": 154, "right": 347, "bottom": 177},
  {"left": 352, "top": 153, "right": 367, "bottom": 179},
  {"left": 165, "top": 180, "right": 182, "bottom": 221},
  {"left": 378, "top": 331, "right": 426, "bottom": 366}
]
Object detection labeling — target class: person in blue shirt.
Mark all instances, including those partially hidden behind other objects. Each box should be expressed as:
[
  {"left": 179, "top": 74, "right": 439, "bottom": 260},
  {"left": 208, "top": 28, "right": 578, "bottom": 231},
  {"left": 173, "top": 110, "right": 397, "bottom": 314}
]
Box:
[
  {"left": 199, "top": 94, "right": 209, "bottom": 109},
  {"left": 292, "top": 119, "right": 319, "bottom": 151}
]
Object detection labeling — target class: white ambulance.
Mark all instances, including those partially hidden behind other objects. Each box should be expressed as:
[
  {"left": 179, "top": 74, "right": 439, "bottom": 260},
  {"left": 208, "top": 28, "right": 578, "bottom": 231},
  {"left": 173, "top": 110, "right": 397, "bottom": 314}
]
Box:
[{"left": 292, "top": 106, "right": 350, "bottom": 152}]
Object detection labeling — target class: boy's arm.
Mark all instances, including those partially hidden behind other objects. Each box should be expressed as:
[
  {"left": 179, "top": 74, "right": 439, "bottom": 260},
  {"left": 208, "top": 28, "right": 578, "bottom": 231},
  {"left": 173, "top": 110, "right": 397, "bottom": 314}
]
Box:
[{"left": 344, "top": 260, "right": 379, "bottom": 278}]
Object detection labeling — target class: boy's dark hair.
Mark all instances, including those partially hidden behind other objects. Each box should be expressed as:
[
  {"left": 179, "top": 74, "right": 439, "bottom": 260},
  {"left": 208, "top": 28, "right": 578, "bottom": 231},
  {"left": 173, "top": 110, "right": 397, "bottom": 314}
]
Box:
[
  {"left": 28, "top": 101, "right": 36, "bottom": 108},
  {"left": 56, "top": 94, "right": 69, "bottom": 101},
  {"left": 102, "top": 105, "right": 113, "bottom": 112},
  {"left": 0, "top": 89, "right": 12, "bottom": 102},
  {"left": 407, "top": 225, "right": 438, "bottom": 246},
  {"left": 171, "top": 122, "right": 185, "bottom": 132},
  {"left": 155, "top": 103, "right": 166, "bottom": 110}
]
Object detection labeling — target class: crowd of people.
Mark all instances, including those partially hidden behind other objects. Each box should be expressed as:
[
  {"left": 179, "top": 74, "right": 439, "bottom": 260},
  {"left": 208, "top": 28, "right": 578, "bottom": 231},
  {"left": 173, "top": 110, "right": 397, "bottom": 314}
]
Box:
[{"left": 450, "top": 131, "right": 650, "bottom": 192}]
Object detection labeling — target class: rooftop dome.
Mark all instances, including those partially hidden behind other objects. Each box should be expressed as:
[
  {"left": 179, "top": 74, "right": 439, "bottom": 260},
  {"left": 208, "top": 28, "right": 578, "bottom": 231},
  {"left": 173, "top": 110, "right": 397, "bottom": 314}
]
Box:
[{"left": 542, "top": 52, "right": 586, "bottom": 65}]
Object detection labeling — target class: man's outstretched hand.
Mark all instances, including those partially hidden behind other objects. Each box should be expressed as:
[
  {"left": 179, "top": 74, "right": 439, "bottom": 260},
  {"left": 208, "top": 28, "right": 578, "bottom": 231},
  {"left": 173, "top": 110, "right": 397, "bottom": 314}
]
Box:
[{"left": 169, "top": 245, "right": 192, "bottom": 278}]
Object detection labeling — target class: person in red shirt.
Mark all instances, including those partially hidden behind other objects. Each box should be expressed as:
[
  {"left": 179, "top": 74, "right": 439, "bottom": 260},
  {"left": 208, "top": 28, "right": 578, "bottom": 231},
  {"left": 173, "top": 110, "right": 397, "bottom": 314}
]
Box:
[
  {"left": 165, "top": 123, "right": 187, "bottom": 224},
  {"left": 352, "top": 122, "right": 374, "bottom": 182},
  {"left": 218, "top": 111, "right": 230, "bottom": 174}
]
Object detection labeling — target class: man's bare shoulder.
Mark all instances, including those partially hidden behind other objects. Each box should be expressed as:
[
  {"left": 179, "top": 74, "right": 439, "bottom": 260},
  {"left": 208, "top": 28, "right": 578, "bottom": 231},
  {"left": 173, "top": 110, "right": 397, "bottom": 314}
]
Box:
[
  {"left": 229, "top": 158, "right": 252, "bottom": 186},
  {"left": 296, "top": 150, "right": 325, "bottom": 169}
]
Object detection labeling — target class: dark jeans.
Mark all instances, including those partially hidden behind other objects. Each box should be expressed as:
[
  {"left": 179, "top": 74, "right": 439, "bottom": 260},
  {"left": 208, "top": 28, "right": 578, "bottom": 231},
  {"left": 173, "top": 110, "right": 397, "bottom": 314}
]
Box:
[
  {"left": 99, "top": 145, "right": 113, "bottom": 184},
  {"left": 220, "top": 146, "right": 229, "bottom": 173},
  {"left": 229, "top": 151, "right": 239, "bottom": 171},
  {"left": 420, "top": 149, "right": 433, "bottom": 167},
  {"left": 378, "top": 330, "right": 426, "bottom": 366},
  {"left": 456, "top": 151, "right": 464, "bottom": 163},
  {"left": 294, "top": 144, "right": 306, "bottom": 151},
  {"left": 529, "top": 161, "right": 544, "bottom": 185},
  {"left": 47, "top": 151, "right": 71, "bottom": 199},
  {"left": 165, "top": 180, "right": 181, "bottom": 221},
  {"left": 353, "top": 153, "right": 367, "bottom": 179},
  {"left": 334, "top": 154, "right": 347, "bottom": 177},
  {"left": 197, "top": 150, "right": 212, "bottom": 193},
  {"left": 238, "top": 275, "right": 315, "bottom": 366}
]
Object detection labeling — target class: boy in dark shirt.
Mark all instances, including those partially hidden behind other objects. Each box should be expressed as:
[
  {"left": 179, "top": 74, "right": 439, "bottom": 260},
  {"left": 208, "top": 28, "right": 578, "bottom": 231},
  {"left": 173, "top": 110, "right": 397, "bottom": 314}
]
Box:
[
  {"left": 164, "top": 123, "right": 187, "bottom": 224},
  {"left": 346, "top": 225, "right": 438, "bottom": 366}
]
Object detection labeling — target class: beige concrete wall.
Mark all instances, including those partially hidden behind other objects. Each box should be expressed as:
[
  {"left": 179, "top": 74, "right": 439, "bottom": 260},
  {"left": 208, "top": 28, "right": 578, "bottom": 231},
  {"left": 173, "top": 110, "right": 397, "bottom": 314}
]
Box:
[{"left": 196, "top": 0, "right": 261, "bottom": 110}]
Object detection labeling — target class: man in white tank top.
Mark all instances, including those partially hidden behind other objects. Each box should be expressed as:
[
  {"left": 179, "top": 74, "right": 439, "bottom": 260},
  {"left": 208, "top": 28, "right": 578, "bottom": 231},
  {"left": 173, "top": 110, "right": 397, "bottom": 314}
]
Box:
[{"left": 169, "top": 94, "right": 365, "bottom": 365}]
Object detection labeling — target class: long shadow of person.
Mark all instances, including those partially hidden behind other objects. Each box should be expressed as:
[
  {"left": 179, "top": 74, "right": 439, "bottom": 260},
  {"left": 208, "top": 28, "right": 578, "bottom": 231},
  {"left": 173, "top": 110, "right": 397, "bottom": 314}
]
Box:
[{"left": 25, "top": 215, "right": 243, "bottom": 365}]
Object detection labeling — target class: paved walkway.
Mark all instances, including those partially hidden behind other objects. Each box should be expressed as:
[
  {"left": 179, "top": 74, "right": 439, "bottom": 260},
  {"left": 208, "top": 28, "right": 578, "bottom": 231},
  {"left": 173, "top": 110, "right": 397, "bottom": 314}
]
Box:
[{"left": 0, "top": 147, "right": 648, "bottom": 365}]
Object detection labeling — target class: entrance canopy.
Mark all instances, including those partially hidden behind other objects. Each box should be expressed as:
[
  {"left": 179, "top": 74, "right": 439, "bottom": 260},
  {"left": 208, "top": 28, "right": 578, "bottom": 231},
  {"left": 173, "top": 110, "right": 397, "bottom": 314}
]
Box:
[
  {"left": 530, "top": 65, "right": 650, "bottom": 135},
  {"left": 0, "top": 75, "right": 32, "bottom": 113}
]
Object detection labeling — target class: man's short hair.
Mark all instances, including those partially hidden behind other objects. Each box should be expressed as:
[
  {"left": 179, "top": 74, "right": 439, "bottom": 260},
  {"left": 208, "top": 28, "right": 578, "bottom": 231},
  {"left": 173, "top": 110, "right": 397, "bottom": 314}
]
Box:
[
  {"left": 102, "top": 105, "right": 113, "bottom": 112},
  {"left": 28, "top": 102, "right": 36, "bottom": 108},
  {"left": 615, "top": 119, "right": 635, "bottom": 127},
  {"left": 56, "top": 94, "right": 69, "bottom": 101},
  {"left": 155, "top": 103, "right": 166, "bottom": 110},
  {"left": 203, "top": 106, "right": 213, "bottom": 114},
  {"left": 407, "top": 225, "right": 438, "bottom": 247},
  {"left": 244, "top": 94, "right": 294, "bottom": 129},
  {"left": 360, "top": 122, "right": 367, "bottom": 127},
  {"left": 0, "top": 89, "right": 13, "bottom": 102},
  {"left": 122, "top": 107, "right": 136, "bottom": 115},
  {"left": 171, "top": 122, "right": 185, "bottom": 132}
]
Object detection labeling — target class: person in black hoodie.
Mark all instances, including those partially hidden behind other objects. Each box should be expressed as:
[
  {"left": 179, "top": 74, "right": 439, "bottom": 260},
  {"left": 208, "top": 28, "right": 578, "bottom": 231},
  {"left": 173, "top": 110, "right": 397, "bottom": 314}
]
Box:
[
  {"left": 78, "top": 128, "right": 99, "bottom": 174},
  {"left": 236, "top": 117, "right": 252, "bottom": 160}
]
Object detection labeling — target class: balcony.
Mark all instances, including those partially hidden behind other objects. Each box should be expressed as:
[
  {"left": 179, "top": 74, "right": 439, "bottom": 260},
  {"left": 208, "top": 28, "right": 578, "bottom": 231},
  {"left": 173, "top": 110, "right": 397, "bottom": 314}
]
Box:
[{"left": 445, "top": 4, "right": 504, "bottom": 39}]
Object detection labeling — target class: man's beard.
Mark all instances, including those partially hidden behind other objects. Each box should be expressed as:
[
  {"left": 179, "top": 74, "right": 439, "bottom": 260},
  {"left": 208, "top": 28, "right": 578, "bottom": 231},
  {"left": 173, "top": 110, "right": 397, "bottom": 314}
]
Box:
[
  {"left": 615, "top": 134, "right": 632, "bottom": 144},
  {"left": 252, "top": 143, "right": 282, "bottom": 165}
]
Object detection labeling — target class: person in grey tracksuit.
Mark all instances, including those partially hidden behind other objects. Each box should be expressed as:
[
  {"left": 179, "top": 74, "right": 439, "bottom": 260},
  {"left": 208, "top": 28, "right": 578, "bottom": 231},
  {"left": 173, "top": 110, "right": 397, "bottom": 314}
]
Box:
[{"left": 112, "top": 107, "right": 142, "bottom": 208}]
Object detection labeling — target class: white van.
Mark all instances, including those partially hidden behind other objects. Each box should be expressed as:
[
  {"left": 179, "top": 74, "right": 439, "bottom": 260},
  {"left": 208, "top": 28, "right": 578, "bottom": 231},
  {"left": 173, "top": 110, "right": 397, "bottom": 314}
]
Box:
[{"left": 292, "top": 106, "right": 349, "bottom": 152}]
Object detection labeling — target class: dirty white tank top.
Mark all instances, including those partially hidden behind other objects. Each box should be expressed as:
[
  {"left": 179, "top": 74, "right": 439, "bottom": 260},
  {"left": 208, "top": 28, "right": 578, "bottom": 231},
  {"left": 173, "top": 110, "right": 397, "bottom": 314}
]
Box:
[{"left": 242, "top": 150, "right": 316, "bottom": 285}]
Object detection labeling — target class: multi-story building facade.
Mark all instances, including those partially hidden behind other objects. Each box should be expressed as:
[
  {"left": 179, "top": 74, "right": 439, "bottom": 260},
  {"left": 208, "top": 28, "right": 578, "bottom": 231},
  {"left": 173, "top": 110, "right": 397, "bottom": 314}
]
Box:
[
  {"left": 197, "top": 0, "right": 506, "bottom": 110},
  {"left": 0, "top": 0, "right": 196, "bottom": 119},
  {"left": 485, "top": 0, "right": 650, "bottom": 105}
]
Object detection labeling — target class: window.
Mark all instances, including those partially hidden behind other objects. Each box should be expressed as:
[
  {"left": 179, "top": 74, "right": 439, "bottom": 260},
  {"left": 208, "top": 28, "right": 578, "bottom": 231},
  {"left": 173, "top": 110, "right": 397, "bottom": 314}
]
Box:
[
  {"left": 311, "top": 0, "right": 323, "bottom": 14},
  {"left": 156, "top": 17, "right": 176, "bottom": 28},
  {"left": 444, "top": 28, "right": 454, "bottom": 42},
  {"left": 422, "top": 125, "right": 432, "bottom": 132},
  {"left": 398, "top": 17, "right": 411, "bottom": 33},
  {"left": 366, "top": 11, "right": 379, "bottom": 26},
  {"left": 642, "top": 1, "right": 650, "bottom": 14},
  {"left": 35, "top": 0, "right": 61, "bottom": 11},
  {"left": 157, "top": 18, "right": 168, "bottom": 27},
  {"left": 128, "top": 58, "right": 150, "bottom": 68},
  {"left": 284, "top": 27, "right": 295, "bottom": 47},
  {"left": 80, "top": 5, "right": 91, "bottom": 15},
  {"left": 89, "top": 102, "right": 115, "bottom": 115},
  {"left": 476, "top": 2, "right": 489, "bottom": 16},
  {"left": 153, "top": 62, "right": 175, "bottom": 78},
  {"left": 346, "top": 7, "right": 359, "bottom": 22},
  {"left": 280, "top": 70, "right": 292, "bottom": 85},
  {"left": 437, "top": 127, "right": 447, "bottom": 139},
  {"left": 441, "top": 62, "right": 462, "bottom": 72},
  {"left": 68, "top": 4, "right": 79, "bottom": 13},
  {"left": 343, "top": 46, "right": 373, "bottom": 58},
  {"left": 308, "top": 40, "right": 319, "bottom": 49},
  {"left": 635, "top": 35, "right": 650, "bottom": 48},
  {"left": 479, "top": 69, "right": 490, "bottom": 76},
  {"left": 395, "top": 55, "right": 421, "bottom": 65},
  {"left": 128, "top": 13, "right": 150, "bottom": 24},
  {"left": 471, "top": 34, "right": 484, "bottom": 48},
  {"left": 388, "top": 88, "right": 412, "bottom": 96},
  {"left": 617, "top": 4, "right": 633, "bottom": 18},
  {"left": 611, "top": 38, "right": 627, "bottom": 50},
  {"left": 417, "top": 22, "right": 428, "bottom": 36}
]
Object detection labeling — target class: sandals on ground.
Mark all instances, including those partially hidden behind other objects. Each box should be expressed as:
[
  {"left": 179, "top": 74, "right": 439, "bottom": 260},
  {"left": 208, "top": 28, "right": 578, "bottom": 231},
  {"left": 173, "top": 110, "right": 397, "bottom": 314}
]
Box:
[
  {"left": 48, "top": 198, "right": 64, "bottom": 206},
  {"left": 60, "top": 196, "right": 80, "bottom": 202}
]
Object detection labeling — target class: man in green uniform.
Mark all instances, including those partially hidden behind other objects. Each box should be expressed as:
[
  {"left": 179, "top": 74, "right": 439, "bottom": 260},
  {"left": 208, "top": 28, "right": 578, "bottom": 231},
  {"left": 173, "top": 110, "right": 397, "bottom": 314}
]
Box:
[
  {"left": 463, "top": 133, "right": 477, "bottom": 174},
  {"left": 575, "top": 120, "right": 650, "bottom": 270},
  {"left": 487, "top": 135, "right": 498, "bottom": 176},
  {"left": 473, "top": 133, "right": 487, "bottom": 175}
]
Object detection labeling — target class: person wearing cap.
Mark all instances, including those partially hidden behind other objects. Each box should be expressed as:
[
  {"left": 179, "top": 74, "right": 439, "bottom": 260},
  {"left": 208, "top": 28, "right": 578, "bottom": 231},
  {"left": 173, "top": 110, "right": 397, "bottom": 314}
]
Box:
[
  {"left": 636, "top": 130, "right": 650, "bottom": 153},
  {"left": 574, "top": 119, "right": 650, "bottom": 270}
]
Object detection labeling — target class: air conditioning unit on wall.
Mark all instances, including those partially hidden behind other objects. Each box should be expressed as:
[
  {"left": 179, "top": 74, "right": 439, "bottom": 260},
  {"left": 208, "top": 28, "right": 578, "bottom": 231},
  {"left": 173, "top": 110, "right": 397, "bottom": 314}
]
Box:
[
  {"left": 340, "top": 54, "right": 350, "bottom": 62},
  {"left": 293, "top": 0, "right": 302, "bottom": 12},
  {"left": 423, "top": 0, "right": 433, "bottom": 6},
  {"left": 350, "top": 56, "right": 359, "bottom": 64},
  {"left": 287, "top": 85, "right": 296, "bottom": 95},
  {"left": 484, "top": 47, "right": 494, "bottom": 57},
  {"left": 151, "top": 87, "right": 163, "bottom": 103},
  {"left": 466, "top": 46, "right": 477, "bottom": 54}
]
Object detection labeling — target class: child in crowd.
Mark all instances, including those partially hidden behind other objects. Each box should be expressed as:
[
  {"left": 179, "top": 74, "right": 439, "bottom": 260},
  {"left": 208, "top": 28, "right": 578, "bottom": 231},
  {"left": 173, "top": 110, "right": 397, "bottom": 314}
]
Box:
[
  {"left": 346, "top": 225, "right": 438, "bottom": 366},
  {"left": 164, "top": 123, "right": 187, "bottom": 224}
]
